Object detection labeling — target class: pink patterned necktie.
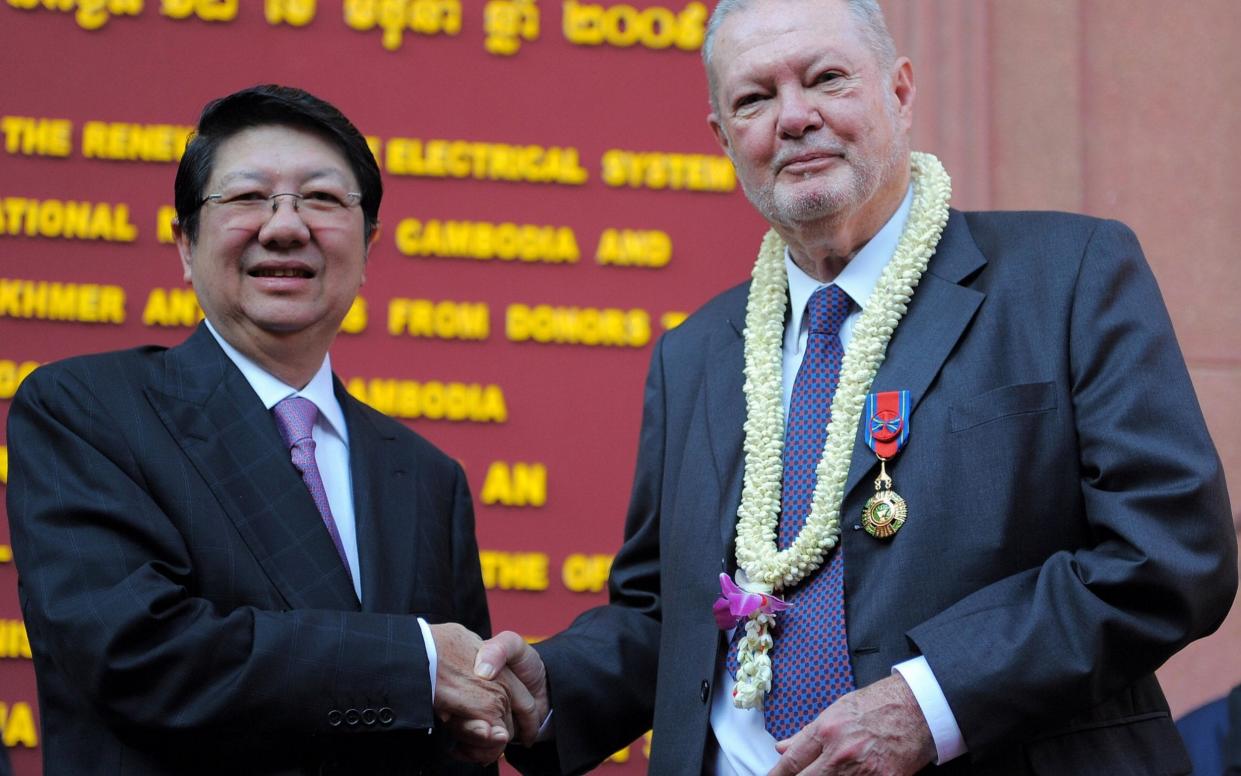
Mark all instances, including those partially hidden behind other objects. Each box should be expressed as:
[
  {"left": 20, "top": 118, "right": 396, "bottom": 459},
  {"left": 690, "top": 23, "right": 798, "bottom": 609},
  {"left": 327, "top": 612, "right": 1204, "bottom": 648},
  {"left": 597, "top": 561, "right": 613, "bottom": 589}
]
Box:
[
  {"left": 726, "top": 284, "right": 857, "bottom": 740},
  {"left": 271, "top": 396, "right": 353, "bottom": 584}
]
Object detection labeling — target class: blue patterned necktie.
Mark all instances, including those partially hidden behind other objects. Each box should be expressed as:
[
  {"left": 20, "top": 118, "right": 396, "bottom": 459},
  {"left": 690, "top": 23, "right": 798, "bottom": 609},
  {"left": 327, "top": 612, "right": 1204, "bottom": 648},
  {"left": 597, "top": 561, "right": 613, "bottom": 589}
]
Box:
[{"left": 727, "top": 284, "right": 857, "bottom": 741}]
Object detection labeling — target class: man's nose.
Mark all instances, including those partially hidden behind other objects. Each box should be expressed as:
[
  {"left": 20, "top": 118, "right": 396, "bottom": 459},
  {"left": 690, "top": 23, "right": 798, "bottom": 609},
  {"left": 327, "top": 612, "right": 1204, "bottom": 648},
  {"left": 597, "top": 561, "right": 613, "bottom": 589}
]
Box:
[
  {"left": 776, "top": 89, "right": 824, "bottom": 139},
  {"left": 259, "top": 194, "right": 311, "bottom": 247}
]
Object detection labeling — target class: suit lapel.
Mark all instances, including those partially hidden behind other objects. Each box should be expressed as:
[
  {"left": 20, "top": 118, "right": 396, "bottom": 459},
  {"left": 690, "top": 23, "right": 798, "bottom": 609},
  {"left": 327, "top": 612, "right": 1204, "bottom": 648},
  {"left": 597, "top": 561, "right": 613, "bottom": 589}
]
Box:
[
  {"left": 842, "top": 210, "right": 987, "bottom": 500},
  {"left": 145, "top": 324, "right": 360, "bottom": 611},
  {"left": 705, "top": 298, "right": 750, "bottom": 554},
  {"left": 342, "top": 386, "right": 418, "bottom": 614},
  {"left": 711, "top": 212, "right": 988, "bottom": 543}
]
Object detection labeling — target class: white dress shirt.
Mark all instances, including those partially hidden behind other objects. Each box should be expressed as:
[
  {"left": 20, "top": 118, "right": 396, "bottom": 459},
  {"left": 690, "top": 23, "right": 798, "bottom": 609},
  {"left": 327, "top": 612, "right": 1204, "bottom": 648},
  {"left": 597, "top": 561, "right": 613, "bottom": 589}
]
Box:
[
  {"left": 203, "top": 322, "right": 440, "bottom": 701},
  {"left": 708, "top": 186, "right": 967, "bottom": 774}
]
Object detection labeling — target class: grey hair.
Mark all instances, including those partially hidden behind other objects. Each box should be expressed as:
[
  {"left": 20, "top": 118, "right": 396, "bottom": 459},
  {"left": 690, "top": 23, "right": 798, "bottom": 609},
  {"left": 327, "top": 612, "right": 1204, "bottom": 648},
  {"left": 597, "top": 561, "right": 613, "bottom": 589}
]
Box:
[{"left": 702, "top": 0, "right": 898, "bottom": 110}]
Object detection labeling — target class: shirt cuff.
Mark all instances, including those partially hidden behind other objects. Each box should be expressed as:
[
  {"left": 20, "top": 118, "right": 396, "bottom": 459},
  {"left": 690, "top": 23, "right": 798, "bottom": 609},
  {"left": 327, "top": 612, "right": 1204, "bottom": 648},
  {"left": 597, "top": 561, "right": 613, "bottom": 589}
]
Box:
[
  {"left": 535, "top": 709, "right": 555, "bottom": 742},
  {"left": 417, "top": 618, "right": 438, "bottom": 703},
  {"left": 892, "top": 656, "right": 967, "bottom": 764}
]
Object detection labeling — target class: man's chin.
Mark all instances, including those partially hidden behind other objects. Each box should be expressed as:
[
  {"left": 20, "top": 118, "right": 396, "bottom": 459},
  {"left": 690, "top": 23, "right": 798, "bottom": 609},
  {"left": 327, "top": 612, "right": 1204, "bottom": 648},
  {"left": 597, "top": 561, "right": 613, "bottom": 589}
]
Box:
[{"left": 772, "top": 189, "right": 850, "bottom": 225}]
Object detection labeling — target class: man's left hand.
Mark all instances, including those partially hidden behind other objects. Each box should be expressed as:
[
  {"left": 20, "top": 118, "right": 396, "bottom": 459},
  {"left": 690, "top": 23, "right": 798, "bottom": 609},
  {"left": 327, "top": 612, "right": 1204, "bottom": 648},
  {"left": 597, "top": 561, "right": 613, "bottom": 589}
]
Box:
[{"left": 769, "top": 674, "right": 936, "bottom": 776}]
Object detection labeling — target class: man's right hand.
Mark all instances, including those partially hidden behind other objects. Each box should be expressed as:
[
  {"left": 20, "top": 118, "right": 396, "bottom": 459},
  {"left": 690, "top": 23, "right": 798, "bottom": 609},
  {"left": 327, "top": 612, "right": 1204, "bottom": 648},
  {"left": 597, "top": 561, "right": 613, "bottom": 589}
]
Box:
[
  {"left": 474, "top": 630, "right": 550, "bottom": 746},
  {"left": 428, "top": 623, "right": 513, "bottom": 763}
]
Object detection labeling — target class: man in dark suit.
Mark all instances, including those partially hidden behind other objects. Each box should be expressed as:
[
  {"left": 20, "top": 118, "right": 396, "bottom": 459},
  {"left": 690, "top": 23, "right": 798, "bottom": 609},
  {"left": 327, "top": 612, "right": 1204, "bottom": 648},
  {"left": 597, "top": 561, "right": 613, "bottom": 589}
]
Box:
[
  {"left": 473, "top": 0, "right": 1238, "bottom": 773},
  {"left": 6, "top": 85, "right": 525, "bottom": 775}
]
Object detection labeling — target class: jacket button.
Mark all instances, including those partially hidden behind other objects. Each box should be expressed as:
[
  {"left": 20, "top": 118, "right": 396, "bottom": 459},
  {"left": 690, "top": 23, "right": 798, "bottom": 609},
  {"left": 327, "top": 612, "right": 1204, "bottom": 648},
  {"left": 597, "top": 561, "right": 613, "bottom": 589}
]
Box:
[
  {"left": 700, "top": 680, "right": 710, "bottom": 703},
  {"left": 362, "top": 707, "right": 378, "bottom": 726},
  {"left": 344, "top": 708, "right": 361, "bottom": 726},
  {"left": 327, "top": 709, "right": 343, "bottom": 727},
  {"left": 378, "top": 706, "right": 395, "bottom": 725}
]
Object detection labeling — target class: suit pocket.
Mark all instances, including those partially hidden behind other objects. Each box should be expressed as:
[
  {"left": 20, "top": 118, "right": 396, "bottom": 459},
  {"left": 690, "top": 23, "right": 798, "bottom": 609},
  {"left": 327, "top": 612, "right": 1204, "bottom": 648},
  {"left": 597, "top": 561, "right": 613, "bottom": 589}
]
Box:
[{"left": 950, "top": 381, "right": 1056, "bottom": 432}]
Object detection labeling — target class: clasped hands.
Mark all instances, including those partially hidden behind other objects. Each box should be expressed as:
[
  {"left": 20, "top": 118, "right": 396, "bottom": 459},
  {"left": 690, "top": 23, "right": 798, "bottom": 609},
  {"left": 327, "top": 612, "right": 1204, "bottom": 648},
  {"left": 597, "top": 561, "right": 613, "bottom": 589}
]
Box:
[
  {"left": 428, "top": 624, "right": 548, "bottom": 765},
  {"left": 432, "top": 624, "right": 936, "bottom": 774}
]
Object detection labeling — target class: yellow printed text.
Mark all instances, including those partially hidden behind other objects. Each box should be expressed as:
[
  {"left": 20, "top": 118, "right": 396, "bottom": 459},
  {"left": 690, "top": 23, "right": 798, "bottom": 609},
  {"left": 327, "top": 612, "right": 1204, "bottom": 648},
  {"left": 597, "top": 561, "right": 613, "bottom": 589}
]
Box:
[
  {"left": 81, "top": 121, "right": 195, "bottom": 162},
  {"left": 157, "top": 205, "right": 177, "bottom": 243},
  {"left": 563, "top": 0, "right": 705, "bottom": 50},
  {"left": 1, "top": 116, "right": 72, "bottom": 157},
  {"left": 265, "top": 0, "right": 315, "bottom": 25},
  {"left": 479, "top": 550, "right": 549, "bottom": 591},
  {"left": 0, "top": 445, "right": 7, "bottom": 484},
  {"left": 562, "top": 553, "right": 612, "bottom": 592},
  {"left": 484, "top": 0, "right": 538, "bottom": 55},
  {"left": 395, "top": 218, "right": 579, "bottom": 263},
  {"left": 0, "top": 701, "right": 38, "bottom": 748},
  {"left": 0, "top": 361, "right": 40, "bottom": 400},
  {"left": 344, "top": 0, "right": 461, "bottom": 51},
  {"left": 0, "top": 279, "right": 126, "bottom": 324},
  {"left": 161, "top": 0, "right": 236, "bottom": 21},
  {"left": 661, "top": 310, "right": 688, "bottom": 330},
  {"left": 481, "top": 461, "right": 546, "bottom": 507},
  {"left": 596, "top": 228, "right": 671, "bottom": 267},
  {"left": 0, "top": 197, "right": 137, "bottom": 241},
  {"left": 386, "top": 138, "right": 587, "bottom": 185},
  {"left": 142, "top": 287, "right": 202, "bottom": 328},
  {"left": 507, "top": 304, "right": 650, "bottom": 348},
  {"left": 340, "top": 296, "right": 368, "bottom": 334},
  {"left": 6, "top": 0, "right": 142, "bottom": 30},
  {"left": 601, "top": 150, "right": 735, "bottom": 192},
  {"left": 0, "top": 546, "right": 9, "bottom": 564},
  {"left": 0, "top": 621, "right": 31, "bottom": 660},
  {"left": 346, "top": 378, "right": 507, "bottom": 423},
  {"left": 388, "top": 298, "right": 489, "bottom": 341}
]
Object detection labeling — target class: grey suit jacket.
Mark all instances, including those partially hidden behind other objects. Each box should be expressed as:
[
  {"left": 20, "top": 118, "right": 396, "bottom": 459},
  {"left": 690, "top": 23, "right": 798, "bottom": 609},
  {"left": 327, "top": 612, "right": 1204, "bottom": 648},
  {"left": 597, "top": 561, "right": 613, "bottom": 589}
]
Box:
[
  {"left": 7, "top": 324, "right": 492, "bottom": 775},
  {"left": 520, "top": 211, "right": 1236, "bottom": 775}
]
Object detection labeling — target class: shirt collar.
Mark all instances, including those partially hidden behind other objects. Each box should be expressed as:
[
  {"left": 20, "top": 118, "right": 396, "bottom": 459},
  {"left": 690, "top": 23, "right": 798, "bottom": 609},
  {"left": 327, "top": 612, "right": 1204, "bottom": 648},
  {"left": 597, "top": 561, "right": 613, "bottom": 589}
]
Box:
[
  {"left": 785, "top": 183, "right": 915, "bottom": 322},
  {"left": 203, "top": 320, "right": 349, "bottom": 445}
]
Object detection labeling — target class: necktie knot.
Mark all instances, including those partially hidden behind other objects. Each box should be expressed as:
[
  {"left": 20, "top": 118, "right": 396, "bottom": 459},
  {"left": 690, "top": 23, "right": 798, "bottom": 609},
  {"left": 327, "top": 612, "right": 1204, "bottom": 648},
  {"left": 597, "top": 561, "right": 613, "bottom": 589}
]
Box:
[
  {"left": 807, "top": 284, "right": 851, "bottom": 337},
  {"left": 272, "top": 396, "right": 318, "bottom": 449}
]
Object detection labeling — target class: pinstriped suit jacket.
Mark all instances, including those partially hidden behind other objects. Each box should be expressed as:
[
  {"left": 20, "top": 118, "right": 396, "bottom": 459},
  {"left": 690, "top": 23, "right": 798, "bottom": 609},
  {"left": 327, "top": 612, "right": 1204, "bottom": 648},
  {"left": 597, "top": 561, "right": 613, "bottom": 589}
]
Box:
[
  {"left": 7, "top": 324, "right": 492, "bottom": 775},
  {"left": 515, "top": 211, "right": 1236, "bottom": 775}
]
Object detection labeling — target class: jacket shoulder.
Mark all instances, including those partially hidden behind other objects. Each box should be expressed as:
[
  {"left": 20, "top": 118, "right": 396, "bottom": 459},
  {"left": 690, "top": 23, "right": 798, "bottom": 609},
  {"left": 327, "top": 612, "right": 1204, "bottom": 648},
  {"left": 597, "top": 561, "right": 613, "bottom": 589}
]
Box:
[
  {"left": 959, "top": 210, "right": 1138, "bottom": 252},
  {"left": 14, "top": 345, "right": 168, "bottom": 403},
  {"left": 661, "top": 280, "right": 749, "bottom": 346}
]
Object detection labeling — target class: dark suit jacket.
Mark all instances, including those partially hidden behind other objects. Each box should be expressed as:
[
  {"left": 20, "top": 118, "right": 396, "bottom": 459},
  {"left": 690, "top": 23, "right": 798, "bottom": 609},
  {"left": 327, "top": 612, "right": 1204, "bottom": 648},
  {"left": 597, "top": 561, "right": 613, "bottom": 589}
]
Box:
[
  {"left": 519, "top": 212, "right": 1237, "bottom": 775},
  {"left": 6, "top": 324, "right": 493, "bottom": 775}
]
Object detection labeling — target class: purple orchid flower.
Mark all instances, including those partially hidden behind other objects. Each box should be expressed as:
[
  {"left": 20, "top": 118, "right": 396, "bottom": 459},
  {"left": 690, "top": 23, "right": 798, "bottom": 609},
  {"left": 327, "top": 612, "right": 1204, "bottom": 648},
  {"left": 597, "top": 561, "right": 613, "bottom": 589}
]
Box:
[{"left": 713, "top": 572, "right": 790, "bottom": 630}]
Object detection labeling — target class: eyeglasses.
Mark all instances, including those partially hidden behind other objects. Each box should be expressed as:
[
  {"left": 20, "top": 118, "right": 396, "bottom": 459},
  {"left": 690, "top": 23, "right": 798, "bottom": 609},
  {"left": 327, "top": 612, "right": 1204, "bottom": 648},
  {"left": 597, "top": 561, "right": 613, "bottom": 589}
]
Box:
[{"left": 199, "top": 189, "right": 362, "bottom": 226}]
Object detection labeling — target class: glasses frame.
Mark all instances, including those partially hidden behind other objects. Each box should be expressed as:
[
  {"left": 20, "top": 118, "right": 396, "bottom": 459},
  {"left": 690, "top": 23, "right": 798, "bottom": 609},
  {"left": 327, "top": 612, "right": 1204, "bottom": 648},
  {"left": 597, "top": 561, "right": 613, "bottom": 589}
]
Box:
[{"left": 200, "top": 190, "right": 362, "bottom": 211}]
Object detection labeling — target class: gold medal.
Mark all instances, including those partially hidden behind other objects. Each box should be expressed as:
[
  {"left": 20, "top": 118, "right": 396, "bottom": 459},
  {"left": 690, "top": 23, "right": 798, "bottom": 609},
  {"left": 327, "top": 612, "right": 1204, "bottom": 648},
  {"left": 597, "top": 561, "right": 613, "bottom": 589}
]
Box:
[{"left": 861, "top": 459, "right": 907, "bottom": 539}]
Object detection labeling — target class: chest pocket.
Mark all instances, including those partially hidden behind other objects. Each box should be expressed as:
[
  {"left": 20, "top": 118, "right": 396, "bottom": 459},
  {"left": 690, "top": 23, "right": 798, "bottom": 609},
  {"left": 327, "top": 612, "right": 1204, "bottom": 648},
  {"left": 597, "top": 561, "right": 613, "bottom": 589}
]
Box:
[{"left": 950, "top": 381, "right": 1056, "bottom": 432}]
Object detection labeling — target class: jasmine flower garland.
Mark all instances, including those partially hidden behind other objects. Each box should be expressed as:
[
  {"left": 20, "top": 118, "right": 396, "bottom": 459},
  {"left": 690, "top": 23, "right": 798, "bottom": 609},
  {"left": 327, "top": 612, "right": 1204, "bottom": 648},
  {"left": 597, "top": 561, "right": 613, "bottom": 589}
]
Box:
[{"left": 730, "top": 152, "right": 952, "bottom": 709}]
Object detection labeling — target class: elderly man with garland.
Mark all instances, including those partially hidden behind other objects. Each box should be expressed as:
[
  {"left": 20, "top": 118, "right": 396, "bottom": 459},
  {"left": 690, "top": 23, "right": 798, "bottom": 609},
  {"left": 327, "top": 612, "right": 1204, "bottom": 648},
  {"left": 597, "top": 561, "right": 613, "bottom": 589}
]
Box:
[{"left": 471, "top": 0, "right": 1238, "bottom": 774}]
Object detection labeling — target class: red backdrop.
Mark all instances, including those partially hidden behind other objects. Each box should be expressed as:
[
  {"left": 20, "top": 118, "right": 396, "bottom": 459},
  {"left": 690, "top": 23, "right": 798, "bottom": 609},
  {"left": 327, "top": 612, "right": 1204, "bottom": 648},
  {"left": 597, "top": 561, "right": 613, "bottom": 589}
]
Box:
[{"left": 0, "top": 1, "right": 772, "bottom": 773}]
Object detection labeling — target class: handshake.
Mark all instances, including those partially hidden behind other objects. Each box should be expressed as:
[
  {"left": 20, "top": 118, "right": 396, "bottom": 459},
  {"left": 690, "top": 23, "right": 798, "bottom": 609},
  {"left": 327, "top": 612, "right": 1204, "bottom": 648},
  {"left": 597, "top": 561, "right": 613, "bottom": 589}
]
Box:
[{"left": 429, "top": 623, "right": 550, "bottom": 764}]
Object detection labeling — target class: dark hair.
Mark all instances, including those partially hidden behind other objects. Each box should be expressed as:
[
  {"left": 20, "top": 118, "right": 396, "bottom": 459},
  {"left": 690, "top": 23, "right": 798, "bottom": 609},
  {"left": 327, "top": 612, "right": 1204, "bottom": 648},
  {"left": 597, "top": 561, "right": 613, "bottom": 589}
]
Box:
[{"left": 174, "top": 84, "right": 381, "bottom": 244}]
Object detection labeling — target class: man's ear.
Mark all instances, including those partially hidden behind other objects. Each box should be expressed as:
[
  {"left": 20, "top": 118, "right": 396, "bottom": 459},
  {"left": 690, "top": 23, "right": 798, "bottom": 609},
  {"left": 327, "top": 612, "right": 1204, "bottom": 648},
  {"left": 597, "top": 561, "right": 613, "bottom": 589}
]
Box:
[
  {"left": 708, "top": 113, "right": 733, "bottom": 161},
  {"left": 891, "top": 57, "right": 916, "bottom": 132},
  {"left": 172, "top": 219, "right": 194, "bottom": 284}
]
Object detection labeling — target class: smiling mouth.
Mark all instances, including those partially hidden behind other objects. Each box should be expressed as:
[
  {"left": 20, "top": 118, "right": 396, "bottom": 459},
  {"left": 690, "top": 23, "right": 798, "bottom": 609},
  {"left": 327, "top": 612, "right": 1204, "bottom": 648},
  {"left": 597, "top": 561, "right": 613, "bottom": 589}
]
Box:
[{"left": 249, "top": 267, "right": 313, "bottom": 278}]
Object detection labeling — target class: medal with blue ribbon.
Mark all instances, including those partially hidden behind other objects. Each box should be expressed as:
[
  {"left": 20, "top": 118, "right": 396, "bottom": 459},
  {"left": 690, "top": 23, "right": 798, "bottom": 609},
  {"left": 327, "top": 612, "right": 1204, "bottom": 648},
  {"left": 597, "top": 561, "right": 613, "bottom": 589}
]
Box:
[{"left": 861, "top": 390, "right": 910, "bottom": 539}]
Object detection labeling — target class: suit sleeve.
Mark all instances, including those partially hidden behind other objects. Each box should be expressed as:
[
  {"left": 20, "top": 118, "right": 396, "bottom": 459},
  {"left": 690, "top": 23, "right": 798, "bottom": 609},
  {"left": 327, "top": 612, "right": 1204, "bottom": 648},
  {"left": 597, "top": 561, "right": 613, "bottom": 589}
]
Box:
[
  {"left": 906, "top": 219, "right": 1237, "bottom": 750},
  {"left": 511, "top": 337, "right": 670, "bottom": 775},
  {"left": 451, "top": 461, "right": 492, "bottom": 641},
  {"left": 6, "top": 365, "right": 439, "bottom": 739}
]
